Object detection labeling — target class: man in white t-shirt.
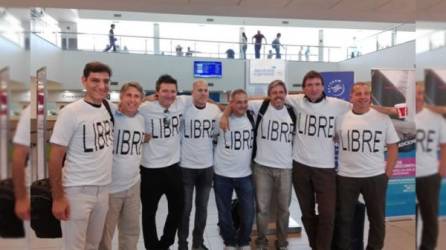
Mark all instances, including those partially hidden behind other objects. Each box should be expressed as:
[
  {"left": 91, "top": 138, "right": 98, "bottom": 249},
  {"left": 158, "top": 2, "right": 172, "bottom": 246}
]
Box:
[
  {"left": 333, "top": 82, "right": 399, "bottom": 250},
  {"left": 49, "top": 62, "right": 114, "bottom": 250},
  {"left": 177, "top": 80, "right": 221, "bottom": 250},
  {"left": 12, "top": 105, "right": 30, "bottom": 221},
  {"left": 99, "top": 82, "right": 146, "bottom": 250},
  {"left": 247, "top": 80, "right": 295, "bottom": 250},
  {"left": 285, "top": 70, "right": 351, "bottom": 250},
  {"left": 415, "top": 82, "right": 446, "bottom": 250},
  {"left": 214, "top": 89, "right": 255, "bottom": 250},
  {"left": 139, "top": 74, "right": 191, "bottom": 250}
]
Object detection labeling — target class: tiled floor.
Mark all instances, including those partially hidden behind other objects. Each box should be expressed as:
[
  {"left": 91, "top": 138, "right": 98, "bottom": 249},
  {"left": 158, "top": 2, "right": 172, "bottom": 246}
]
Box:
[{"left": 0, "top": 189, "right": 437, "bottom": 250}]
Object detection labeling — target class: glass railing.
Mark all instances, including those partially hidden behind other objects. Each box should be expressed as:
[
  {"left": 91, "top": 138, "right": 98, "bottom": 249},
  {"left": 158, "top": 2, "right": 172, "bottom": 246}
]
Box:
[{"left": 30, "top": 26, "right": 415, "bottom": 62}]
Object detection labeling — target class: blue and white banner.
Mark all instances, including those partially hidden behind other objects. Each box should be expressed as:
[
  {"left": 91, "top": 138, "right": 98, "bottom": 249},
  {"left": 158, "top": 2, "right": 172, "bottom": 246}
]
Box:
[{"left": 321, "top": 71, "right": 354, "bottom": 101}]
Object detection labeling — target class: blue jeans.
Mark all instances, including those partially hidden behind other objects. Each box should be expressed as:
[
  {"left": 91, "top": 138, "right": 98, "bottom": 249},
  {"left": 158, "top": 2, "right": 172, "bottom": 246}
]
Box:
[
  {"left": 254, "top": 44, "right": 261, "bottom": 58},
  {"left": 178, "top": 167, "right": 213, "bottom": 249},
  {"left": 214, "top": 174, "right": 255, "bottom": 247}
]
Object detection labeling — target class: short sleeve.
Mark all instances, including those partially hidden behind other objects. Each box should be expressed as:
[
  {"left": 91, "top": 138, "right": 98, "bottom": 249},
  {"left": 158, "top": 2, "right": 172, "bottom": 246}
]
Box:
[
  {"left": 49, "top": 107, "right": 76, "bottom": 147},
  {"left": 12, "top": 105, "right": 30, "bottom": 146}
]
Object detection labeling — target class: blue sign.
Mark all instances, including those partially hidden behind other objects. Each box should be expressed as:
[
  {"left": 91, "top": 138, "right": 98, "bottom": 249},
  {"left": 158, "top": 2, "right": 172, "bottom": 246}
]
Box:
[
  {"left": 321, "top": 71, "right": 354, "bottom": 101},
  {"left": 193, "top": 61, "right": 222, "bottom": 78}
]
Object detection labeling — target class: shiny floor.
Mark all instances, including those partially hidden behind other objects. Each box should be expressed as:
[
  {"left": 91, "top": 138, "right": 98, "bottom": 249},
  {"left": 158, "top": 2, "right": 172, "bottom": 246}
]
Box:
[{"left": 1, "top": 189, "right": 440, "bottom": 250}]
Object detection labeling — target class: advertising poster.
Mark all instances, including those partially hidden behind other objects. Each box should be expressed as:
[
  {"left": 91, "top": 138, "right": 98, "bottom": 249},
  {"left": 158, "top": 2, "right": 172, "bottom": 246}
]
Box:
[{"left": 371, "top": 69, "right": 416, "bottom": 217}]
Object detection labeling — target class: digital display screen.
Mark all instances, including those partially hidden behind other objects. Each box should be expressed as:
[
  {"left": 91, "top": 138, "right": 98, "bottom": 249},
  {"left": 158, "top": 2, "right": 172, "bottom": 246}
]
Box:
[{"left": 194, "top": 61, "right": 222, "bottom": 78}]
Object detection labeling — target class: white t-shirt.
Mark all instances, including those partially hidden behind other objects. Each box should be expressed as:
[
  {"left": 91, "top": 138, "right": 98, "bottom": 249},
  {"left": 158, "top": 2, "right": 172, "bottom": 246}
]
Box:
[
  {"left": 416, "top": 108, "right": 446, "bottom": 177},
  {"left": 336, "top": 109, "right": 400, "bottom": 178},
  {"left": 139, "top": 95, "right": 191, "bottom": 168},
  {"left": 13, "top": 105, "right": 30, "bottom": 147},
  {"left": 110, "top": 110, "right": 145, "bottom": 193},
  {"left": 286, "top": 94, "right": 351, "bottom": 168},
  {"left": 50, "top": 99, "right": 114, "bottom": 187},
  {"left": 249, "top": 100, "right": 294, "bottom": 169},
  {"left": 214, "top": 114, "right": 254, "bottom": 178},
  {"left": 180, "top": 103, "right": 221, "bottom": 169}
]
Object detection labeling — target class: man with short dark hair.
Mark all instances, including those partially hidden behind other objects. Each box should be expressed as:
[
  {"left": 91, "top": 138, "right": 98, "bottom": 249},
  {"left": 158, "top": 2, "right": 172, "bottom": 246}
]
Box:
[
  {"left": 334, "top": 83, "right": 399, "bottom": 250},
  {"left": 49, "top": 61, "right": 114, "bottom": 250},
  {"left": 104, "top": 24, "right": 117, "bottom": 52},
  {"left": 214, "top": 89, "right": 255, "bottom": 250},
  {"left": 272, "top": 33, "right": 283, "bottom": 59},
  {"left": 139, "top": 74, "right": 191, "bottom": 250},
  {"left": 286, "top": 70, "right": 351, "bottom": 250}
]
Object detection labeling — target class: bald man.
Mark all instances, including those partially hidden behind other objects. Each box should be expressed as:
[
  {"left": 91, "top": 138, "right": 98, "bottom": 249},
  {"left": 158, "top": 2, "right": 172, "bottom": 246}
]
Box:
[{"left": 177, "top": 80, "right": 221, "bottom": 250}]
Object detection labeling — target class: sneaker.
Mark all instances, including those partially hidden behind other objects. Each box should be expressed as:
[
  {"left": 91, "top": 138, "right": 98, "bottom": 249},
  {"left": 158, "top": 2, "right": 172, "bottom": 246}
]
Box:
[{"left": 192, "top": 244, "right": 209, "bottom": 250}]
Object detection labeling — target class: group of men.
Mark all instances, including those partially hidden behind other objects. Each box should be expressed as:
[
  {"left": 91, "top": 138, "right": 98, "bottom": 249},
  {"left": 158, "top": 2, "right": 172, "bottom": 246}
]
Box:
[{"left": 9, "top": 60, "right": 440, "bottom": 250}]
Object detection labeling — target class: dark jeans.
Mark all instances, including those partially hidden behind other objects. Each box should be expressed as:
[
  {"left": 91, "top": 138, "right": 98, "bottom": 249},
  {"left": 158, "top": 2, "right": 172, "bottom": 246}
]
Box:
[
  {"left": 214, "top": 174, "right": 255, "bottom": 247},
  {"left": 177, "top": 167, "right": 214, "bottom": 249},
  {"left": 274, "top": 47, "right": 281, "bottom": 59},
  {"left": 104, "top": 37, "right": 116, "bottom": 52},
  {"left": 254, "top": 44, "right": 261, "bottom": 58},
  {"left": 140, "top": 163, "right": 184, "bottom": 250},
  {"left": 416, "top": 174, "right": 441, "bottom": 250},
  {"left": 292, "top": 161, "right": 336, "bottom": 250},
  {"left": 334, "top": 174, "right": 388, "bottom": 250}
]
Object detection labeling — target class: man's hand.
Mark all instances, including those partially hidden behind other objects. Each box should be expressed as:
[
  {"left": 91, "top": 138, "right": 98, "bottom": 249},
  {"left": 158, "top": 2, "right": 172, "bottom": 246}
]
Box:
[
  {"left": 371, "top": 104, "right": 397, "bottom": 116},
  {"left": 144, "top": 133, "right": 152, "bottom": 143},
  {"left": 144, "top": 94, "right": 158, "bottom": 102},
  {"left": 220, "top": 104, "right": 233, "bottom": 132},
  {"left": 52, "top": 196, "right": 70, "bottom": 221},
  {"left": 15, "top": 196, "right": 30, "bottom": 220}
]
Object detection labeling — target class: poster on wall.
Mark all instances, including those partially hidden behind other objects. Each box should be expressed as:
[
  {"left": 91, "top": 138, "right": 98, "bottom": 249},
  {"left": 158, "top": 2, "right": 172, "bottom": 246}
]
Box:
[
  {"left": 424, "top": 69, "right": 446, "bottom": 217},
  {"left": 371, "top": 69, "right": 416, "bottom": 218},
  {"left": 246, "top": 59, "right": 286, "bottom": 96},
  {"left": 321, "top": 71, "right": 354, "bottom": 101}
]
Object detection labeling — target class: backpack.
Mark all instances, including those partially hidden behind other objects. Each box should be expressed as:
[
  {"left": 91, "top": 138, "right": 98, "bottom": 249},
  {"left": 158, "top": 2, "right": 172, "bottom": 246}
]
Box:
[
  {"left": 252, "top": 99, "right": 296, "bottom": 159},
  {"left": 0, "top": 178, "right": 25, "bottom": 238}
]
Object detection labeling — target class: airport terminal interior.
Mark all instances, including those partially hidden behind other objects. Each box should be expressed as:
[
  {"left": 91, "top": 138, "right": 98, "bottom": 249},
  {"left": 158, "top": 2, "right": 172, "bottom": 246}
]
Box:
[{"left": 1, "top": 0, "right": 446, "bottom": 249}]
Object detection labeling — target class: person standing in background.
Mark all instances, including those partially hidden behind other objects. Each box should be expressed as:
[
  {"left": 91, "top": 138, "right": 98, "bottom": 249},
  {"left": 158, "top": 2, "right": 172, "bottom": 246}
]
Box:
[
  {"left": 241, "top": 32, "right": 248, "bottom": 59},
  {"left": 252, "top": 30, "right": 267, "bottom": 59}
]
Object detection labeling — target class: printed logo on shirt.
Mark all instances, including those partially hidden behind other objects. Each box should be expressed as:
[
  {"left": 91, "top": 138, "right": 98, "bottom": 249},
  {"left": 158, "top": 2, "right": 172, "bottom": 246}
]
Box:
[
  {"left": 296, "top": 113, "right": 335, "bottom": 138},
  {"left": 340, "top": 129, "right": 383, "bottom": 153},
  {"left": 150, "top": 114, "right": 182, "bottom": 139},
  {"left": 183, "top": 119, "right": 216, "bottom": 138},
  {"left": 114, "top": 129, "right": 145, "bottom": 155},
  {"left": 223, "top": 129, "right": 255, "bottom": 150},
  {"left": 416, "top": 129, "right": 436, "bottom": 152},
  {"left": 83, "top": 120, "right": 113, "bottom": 153},
  {"left": 259, "top": 120, "right": 294, "bottom": 143}
]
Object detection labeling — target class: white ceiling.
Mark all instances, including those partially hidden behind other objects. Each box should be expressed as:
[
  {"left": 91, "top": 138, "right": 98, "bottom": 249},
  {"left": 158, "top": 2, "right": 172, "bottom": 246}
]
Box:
[{"left": 0, "top": 0, "right": 417, "bottom": 23}]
